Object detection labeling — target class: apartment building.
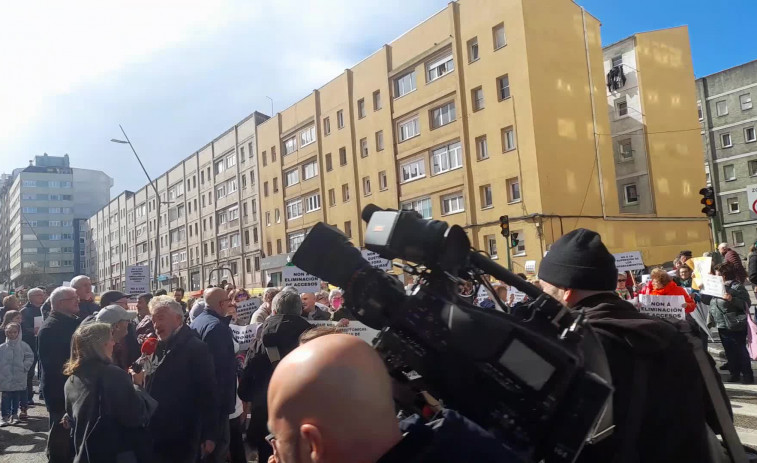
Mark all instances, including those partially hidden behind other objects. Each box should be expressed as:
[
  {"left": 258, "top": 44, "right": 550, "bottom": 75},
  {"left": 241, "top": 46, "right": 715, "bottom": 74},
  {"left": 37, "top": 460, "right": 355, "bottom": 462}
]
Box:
[
  {"left": 258, "top": 0, "right": 711, "bottom": 282},
  {"left": 88, "top": 112, "right": 268, "bottom": 292},
  {"left": 697, "top": 60, "right": 757, "bottom": 255},
  {"left": 0, "top": 154, "right": 112, "bottom": 288}
]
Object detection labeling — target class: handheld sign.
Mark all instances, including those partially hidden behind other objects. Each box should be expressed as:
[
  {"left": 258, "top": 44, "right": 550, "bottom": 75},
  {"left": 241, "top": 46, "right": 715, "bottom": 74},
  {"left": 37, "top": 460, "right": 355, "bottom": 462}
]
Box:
[
  {"left": 282, "top": 266, "right": 321, "bottom": 293},
  {"left": 125, "top": 265, "right": 150, "bottom": 294},
  {"left": 638, "top": 294, "right": 686, "bottom": 320},
  {"left": 361, "top": 249, "right": 392, "bottom": 271},
  {"left": 235, "top": 298, "right": 260, "bottom": 326},
  {"left": 701, "top": 274, "right": 726, "bottom": 298},
  {"left": 475, "top": 285, "right": 490, "bottom": 306},
  {"left": 613, "top": 251, "right": 645, "bottom": 272},
  {"left": 509, "top": 288, "right": 526, "bottom": 305},
  {"left": 230, "top": 324, "right": 257, "bottom": 351},
  {"left": 310, "top": 320, "right": 380, "bottom": 344},
  {"left": 747, "top": 184, "right": 757, "bottom": 216}
]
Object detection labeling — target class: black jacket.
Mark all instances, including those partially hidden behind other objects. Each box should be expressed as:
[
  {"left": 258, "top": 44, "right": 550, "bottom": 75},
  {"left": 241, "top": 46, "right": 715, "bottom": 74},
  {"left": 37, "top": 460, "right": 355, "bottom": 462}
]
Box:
[
  {"left": 20, "top": 301, "right": 41, "bottom": 352},
  {"left": 576, "top": 293, "right": 711, "bottom": 462},
  {"left": 748, "top": 251, "right": 757, "bottom": 286},
  {"left": 145, "top": 324, "right": 218, "bottom": 445},
  {"left": 65, "top": 359, "right": 157, "bottom": 463},
  {"left": 190, "top": 309, "right": 237, "bottom": 415},
  {"left": 38, "top": 311, "right": 81, "bottom": 413}
]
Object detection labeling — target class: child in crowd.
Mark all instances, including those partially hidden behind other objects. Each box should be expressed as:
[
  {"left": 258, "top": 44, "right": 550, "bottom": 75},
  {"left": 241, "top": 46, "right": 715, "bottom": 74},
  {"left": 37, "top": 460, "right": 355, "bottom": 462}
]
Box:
[{"left": 0, "top": 322, "right": 34, "bottom": 426}]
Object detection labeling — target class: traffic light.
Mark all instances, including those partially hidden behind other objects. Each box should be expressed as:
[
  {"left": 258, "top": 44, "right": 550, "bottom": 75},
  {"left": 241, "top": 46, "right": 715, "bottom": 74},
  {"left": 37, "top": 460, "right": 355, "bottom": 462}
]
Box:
[
  {"left": 499, "top": 215, "right": 510, "bottom": 237},
  {"left": 700, "top": 187, "right": 716, "bottom": 217},
  {"left": 510, "top": 232, "right": 519, "bottom": 249}
]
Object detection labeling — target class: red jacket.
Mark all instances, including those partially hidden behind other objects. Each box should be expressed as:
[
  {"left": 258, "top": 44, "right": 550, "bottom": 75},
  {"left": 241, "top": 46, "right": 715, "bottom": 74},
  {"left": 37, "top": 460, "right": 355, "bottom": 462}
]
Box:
[{"left": 639, "top": 281, "right": 696, "bottom": 313}]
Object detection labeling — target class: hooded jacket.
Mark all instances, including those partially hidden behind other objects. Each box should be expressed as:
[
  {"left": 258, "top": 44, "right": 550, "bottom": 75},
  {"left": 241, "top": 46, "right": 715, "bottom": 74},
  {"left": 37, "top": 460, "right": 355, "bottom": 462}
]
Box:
[
  {"left": 0, "top": 336, "right": 34, "bottom": 391},
  {"left": 639, "top": 280, "right": 696, "bottom": 313}
]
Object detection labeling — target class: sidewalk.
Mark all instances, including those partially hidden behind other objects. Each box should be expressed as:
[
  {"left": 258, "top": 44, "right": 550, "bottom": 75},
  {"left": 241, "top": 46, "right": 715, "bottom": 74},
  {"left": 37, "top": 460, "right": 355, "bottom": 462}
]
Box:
[{"left": 0, "top": 398, "right": 49, "bottom": 463}]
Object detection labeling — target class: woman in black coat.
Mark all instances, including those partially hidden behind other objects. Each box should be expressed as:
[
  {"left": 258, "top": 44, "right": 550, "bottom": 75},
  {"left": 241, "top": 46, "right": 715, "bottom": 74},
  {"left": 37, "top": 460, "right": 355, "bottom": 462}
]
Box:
[{"left": 63, "top": 322, "right": 157, "bottom": 463}]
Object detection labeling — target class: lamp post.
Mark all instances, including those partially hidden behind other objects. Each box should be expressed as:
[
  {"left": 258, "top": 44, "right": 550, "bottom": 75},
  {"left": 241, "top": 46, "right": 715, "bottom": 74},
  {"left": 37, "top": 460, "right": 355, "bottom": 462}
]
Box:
[{"left": 111, "top": 125, "right": 161, "bottom": 291}]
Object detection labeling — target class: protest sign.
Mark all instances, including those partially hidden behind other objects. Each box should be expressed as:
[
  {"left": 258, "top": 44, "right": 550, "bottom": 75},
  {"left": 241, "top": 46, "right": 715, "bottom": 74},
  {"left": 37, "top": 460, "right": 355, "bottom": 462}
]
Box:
[
  {"left": 701, "top": 274, "right": 725, "bottom": 298},
  {"left": 689, "top": 256, "right": 712, "bottom": 290},
  {"left": 235, "top": 298, "right": 260, "bottom": 325},
  {"left": 282, "top": 266, "right": 321, "bottom": 293},
  {"left": 230, "top": 324, "right": 257, "bottom": 351},
  {"left": 361, "top": 249, "right": 392, "bottom": 271},
  {"left": 525, "top": 260, "right": 536, "bottom": 274},
  {"left": 613, "top": 251, "right": 645, "bottom": 272},
  {"left": 125, "top": 265, "right": 150, "bottom": 294},
  {"left": 310, "top": 320, "right": 381, "bottom": 344},
  {"left": 475, "top": 285, "right": 490, "bottom": 306},
  {"left": 509, "top": 288, "right": 526, "bottom": 305},
  {"left": 638, "top": 294, "right": 686, "bottom": 320}
]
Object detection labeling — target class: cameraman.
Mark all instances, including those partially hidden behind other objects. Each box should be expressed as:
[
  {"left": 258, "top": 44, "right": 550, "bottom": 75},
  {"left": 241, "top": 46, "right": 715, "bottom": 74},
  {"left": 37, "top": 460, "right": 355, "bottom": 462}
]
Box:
[
  {"left": 266, "top": 334, "right": 518, "bottom": 463},
  {"left": 537, "top": 229, "right": 711, "bottom": 462}
]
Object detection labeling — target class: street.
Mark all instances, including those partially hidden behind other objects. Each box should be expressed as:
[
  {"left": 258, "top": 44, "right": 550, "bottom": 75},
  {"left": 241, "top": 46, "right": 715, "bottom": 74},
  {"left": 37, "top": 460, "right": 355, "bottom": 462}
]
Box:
[{"left": 0, "top": 395, "right": 47, "bottom": 463}]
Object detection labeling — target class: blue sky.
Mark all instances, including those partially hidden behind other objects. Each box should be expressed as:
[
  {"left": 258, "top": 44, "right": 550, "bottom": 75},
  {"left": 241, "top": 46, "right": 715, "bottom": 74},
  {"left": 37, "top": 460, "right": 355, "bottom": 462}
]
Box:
[{"left": 1, "top": 0, "right": 755, "bottom": 196}]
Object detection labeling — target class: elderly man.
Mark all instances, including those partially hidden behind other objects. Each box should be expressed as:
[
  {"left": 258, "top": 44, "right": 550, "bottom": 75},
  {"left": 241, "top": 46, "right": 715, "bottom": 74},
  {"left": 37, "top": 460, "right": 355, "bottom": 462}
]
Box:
[
  {"left": 250, "top": 287, "right": 279, "bottom": 325},
  {"left": 20, "top": 287, "right": 46, "bottom": 407},
  {"left": 95, "top": 290, "right": 141, "bottom": 370},
  {"left": 90, "top": 304, "right": 138, "bottom": 370},
  {"left": 146, "top": 296, "right": 218, "bottom": 463},
  {"left": 37, "top": 286, "right": 80, "bottom": 462},
  {"left": 49, "top": 275, "right": 99, "bottom": 320},
  {"left": 239, "top": 290, "right": 312, "bottom": 462},
  {"left": 300, "top": 292, "right": 330, "bottom": 321},
  {"left": 190, "top": 287, "right": 237, "bottom": 463},
  {"left": 719, "top": 242, "right": 747, "bottom": 283}
]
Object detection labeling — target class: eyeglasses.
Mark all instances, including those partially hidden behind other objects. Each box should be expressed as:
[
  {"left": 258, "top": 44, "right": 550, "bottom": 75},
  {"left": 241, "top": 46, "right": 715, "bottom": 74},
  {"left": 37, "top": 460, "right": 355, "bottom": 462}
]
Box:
[{"left": 617, "top": 279, "right": 626, "bottom": 283}]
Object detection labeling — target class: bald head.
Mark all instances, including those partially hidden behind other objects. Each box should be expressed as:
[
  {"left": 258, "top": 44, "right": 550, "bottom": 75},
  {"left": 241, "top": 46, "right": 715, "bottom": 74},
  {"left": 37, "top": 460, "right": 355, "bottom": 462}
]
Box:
[
  {"left": 301, "top": 292, "right": 316, "bottom": 314},
  {"left": 203, "top": 287, "right": 231, "bottom": 316},
  {"left": 268, "top": 334, "right": 400, "bottom": 463}
]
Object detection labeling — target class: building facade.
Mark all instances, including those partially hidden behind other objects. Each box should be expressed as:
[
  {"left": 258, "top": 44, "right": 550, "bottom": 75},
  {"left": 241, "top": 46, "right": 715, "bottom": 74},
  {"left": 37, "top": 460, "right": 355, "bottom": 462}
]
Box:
[
  {"left": 697, "top": 60, "right": 757, "bottom": 256},
  {"left": 87, "top": 112, "right": 268, "bottom": 292},
  {"left": 0, "top": 154, "right": 113, "bottom": 288},
  {"left": 257, "top": 0, "right": 711, "bottom": 283}
]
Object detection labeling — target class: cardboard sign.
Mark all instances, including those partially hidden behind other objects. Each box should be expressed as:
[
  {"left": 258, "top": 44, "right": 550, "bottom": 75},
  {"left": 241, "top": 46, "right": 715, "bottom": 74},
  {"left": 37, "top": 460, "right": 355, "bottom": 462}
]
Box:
[
  {"left": 282, "top": 266, "right": 321, "bottom": 293},
  {"left": 689, "top": 256, "right": 712, "bottom": 291},
  {"left": 125, "top": 265, "right": 150, "bottom": 294},
  {"left": 230, "top": 324, "right": 257, "bottom": 351},
  {"left": 613, "top": 251, "right": 645, "bottom": 272},
  {"left": 525, "top": 260, "right": 536, "bottom": 274},
  {"left": 235, "top": 298, "right": 261, "bottom": 326},
  {"left": 310, "top": 320, "right": 380, "bottom": 344},
  {"left": 509, "top": 288, "right": 526, "bottom": 305},
  {"left": 701, "top": 274, "right": 726, "bottom": 298},
  {"left": 361, "top": 249, "right": 392, "bottom": 271},
  {"left": 638, "top": 294, "right": 686, "bottom": 320}
]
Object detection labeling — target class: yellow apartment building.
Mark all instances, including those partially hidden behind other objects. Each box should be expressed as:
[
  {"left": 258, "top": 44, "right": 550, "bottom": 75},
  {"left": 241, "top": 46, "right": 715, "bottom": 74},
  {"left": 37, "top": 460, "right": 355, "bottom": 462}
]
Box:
[{"left": 257, "top": 0, "right": 711, "bottom": 283}]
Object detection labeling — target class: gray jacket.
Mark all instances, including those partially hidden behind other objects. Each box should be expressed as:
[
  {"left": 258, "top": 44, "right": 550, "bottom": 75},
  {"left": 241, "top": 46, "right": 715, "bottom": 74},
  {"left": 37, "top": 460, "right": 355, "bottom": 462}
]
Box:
[{"left": 0, "top": 338, "right": 34, "bottom": 391}]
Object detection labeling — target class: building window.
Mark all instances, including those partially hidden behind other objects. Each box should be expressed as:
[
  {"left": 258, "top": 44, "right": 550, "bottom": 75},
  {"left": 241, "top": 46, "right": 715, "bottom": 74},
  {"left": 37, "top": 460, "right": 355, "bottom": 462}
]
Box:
[
  {"left": 716, "top": 100, "right": 728, "bottom": 116},
  {"left": 226, "top": 154, "right": 236, "bottom": 169},
  {"left": 394, "top": 71, "right": 417, "bottom": 98},
  {"left": 431, "top": 141, "right": 463, "bottom": 175},
  {"left": 497, "top": 75, "right": 510, "bottom": 100},
  {"left": 360, "top": 138, "right": 369, "bottom": 157},
  {"left": 339, "top": 147, "right": 348, "bottom": 166},
  {"left": 323, "top": 117, "right": 331, "bottom": 136},
  {"left": 623, "top": 183, "right": 639, "bottom": 205},
  {"left": 616, "top": 99, "right": 628, "bottom": 117},
  {"left": 745, "top": 127, "right": 756, "bottom": 143},
  {"left": 302, "top": 159, "right": 318, "bottom": 180},
  {"left": 284, "top": 136, "right": 297, "bottom": 155},
  {"left": 272, "top": 177, "right": 278, "bottom": 193},
  {"left": 467, "top": 37, "right": 479, "bottom": 62},
  {"left": 402, "top": 197, "right": 432, "bottom": 219},
  {"left": 305, "top": 193, "right": 321, "bottom": 212},
  {"left": 426, "top": 54, "right": 454, "bottom": 82},
  {"left": 441, "top": 193, "right": 465, "bottom": 215},
  {"left": 344, "top": 221, "right": 352, "bottom": 239},
  {"left": 486, "top": 235, "right": 498, "bottom": 258},
  {"left": 506, "top": 177, "right": 521, "bottom": 203},
  {"left": 265, "top": 212, "right": 271, "bottom": 226},
  {"left": 275, "top": 208, "right": 281, "bottom": 223},
  {"left": 328, "top": 189, "right": 336, "bottom": 207},
  {"left": 277, "top": 239, "right": 282, "bottom": 254},
  {"left": 724, "top": 164, "right": 736, "bottom": 181},
  {"left": 512, "top": 230, "right": 526, "bottom": 255},
  {"left": 431, "top": 102, "right": 456, "bottom": 129},
  {"left": 611, "top": 55, "right": 623, "bottom": 67},
  {"left": 728, "top": 197, "right": 740, "bottom": 214},
  {"left": 373, "top": 90, "right": 382, "bottom": 111},
  {"left": 481, "top": 185, "right": 493, "bottom": 209},
  {"left": 263, "top": 181, "right": 269, "bottom": 197},
  {"left": 286, "top": 199, "right": 303, "bottom": 220},
  {"left": 741, "top": 94, "right": 753, "bottom": 111},
  {"left": 398, "top": 116, "right": 420, "bottom": 141},
  {"left": 472, "top": 87, "right": 484, "bottom": 111},
  {"left": 376, "top": 130, "right": 384, "bottom": 151},
  {"left": 379, "top": 171, "right": 388, "bottom": 190},
  {"left": 272, "top": 146, "right": 277, "bottom": 161},
  {"left": 476, "top": 135, "right": 489, "bottom": 160},
  {"left": 284, "top": 168, "right": 300, "bottom": 187},
  {"left": 697, "top": 102, "right": 703, "bottom": 121},
  {"left": 300, "top": 125, "right": 316, "bottom": 147},
  {"left": 493, "top": 23, "right": 506, "bottom": 50},
  {"left": 400, "top": 159, "right": 425, "bottom": 183},
  {"left": 733, "top": 230, "right": 745, "bottom": 247},
  {"left": 749, "top": 160, "right": 757, "bottom": 177},
  {"left": 357, "top": 98, "right": 366, "bottom": 119},
  {"left": 337, "top": 110, "right": 344, "bottom": 129},
  {"left": 618, "top": 139, "right": 633, "bottom": 161},
  {"left": 363, "top": 176, "right": 372, "bottom": 196},
  {"left": 721, "top": 133, "right": 733, "bottom": 148},
  {"left": 342, "top": 184, "right": 350, "bottom": 202},
  {"left": 288, "top": 231, "right": 306, "bottom": 253},
  {"left": 262, "top": 151, "right": 267, "bottom": 167},
  {"left": 502, "top": 126, "right": 516, "bottom": 152},
  {"left": 325, "top": 153, "right": 333, "bottom": 171}
]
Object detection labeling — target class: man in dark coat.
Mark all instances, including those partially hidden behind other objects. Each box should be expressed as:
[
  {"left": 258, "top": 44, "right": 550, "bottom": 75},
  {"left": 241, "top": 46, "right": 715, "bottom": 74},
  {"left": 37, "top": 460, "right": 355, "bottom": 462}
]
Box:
[
  {"left": 538, "top": 229, "right": 713, "bottom": 462},
  {"left": 719, "top": 242, "right": 747, "bottom": 283},
  {"left": 37, "top": 286, "right": 81, "bottom": 462},
  {"left": 190, "top": 287, "right": 236, "bottom": 463},
  {"left": 239, "top": 290, "right": 312, "bottom": 463},
  {"left": 301, "top": 291, "right": 331, "bottom": 320},
  {"left": 145, "top": 295, "right": 218, "bottom": 463},
  {"left": 20, "top": 287, "right": 46, "bottom": 406},
  {"left": 70, "top": 275, "right": 100, "bottom": 319}
]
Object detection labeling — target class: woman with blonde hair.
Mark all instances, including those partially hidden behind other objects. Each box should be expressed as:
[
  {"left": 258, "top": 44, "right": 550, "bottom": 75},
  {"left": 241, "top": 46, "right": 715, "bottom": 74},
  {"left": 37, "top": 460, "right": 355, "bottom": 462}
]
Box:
[{"left": 64, "top": 322, "right": 157, "bottom": 462}]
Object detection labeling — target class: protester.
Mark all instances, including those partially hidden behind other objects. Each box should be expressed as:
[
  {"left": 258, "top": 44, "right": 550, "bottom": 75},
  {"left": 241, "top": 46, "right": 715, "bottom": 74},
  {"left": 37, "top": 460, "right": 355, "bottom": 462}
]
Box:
[
  {"left": 538, "top": 228, "right": 713, "bottom": 462},
  {"left": 63, "top": 322, "right": 157, "bottom": 462},
  {"left": 2, "top": 295, "right": 20, "bottom": 321},
  {"left": 173, "top": 288, "right": 187, "bottom": 314},
  {"left": 135, "top": 293, "right": 155, "bottom": 344},
  {"left": 90, "top": 304, "right": 139, "bottom": 370},
  {"left": 615, "top": 273, "right": 632, "bottom": 300},
  {"left": 298, "top": 325, "right": 341, "bottom": 344},
  {"left": 20, "top": 287, "right": 45, "bottom": 407},
  {"left": 0, "top": 322, "right": 34, "bottom": 426},
  {"left": 95, "top": 291, "right": 140, "bottom": 371},
  {"left": 145, "top": 296, "right": 218, "bottom": 463},
  {"left": 639, "top": 267, "right": 696, "bottom": 313},
  {"left": 235, "top": 288, "right": 250, "bottom": 303},
  {"left": 300, "top": 292, "right": 330, "bottom": 320},
  {"left": 719, "top": 242, "right": 747, "bottom": 283},
  {"left": 250, "top": 288, "right": 279, "bottom": 325},
  {"left": 70, "top": 275, "right": 100, "bottom": 318},
  {"left": 239, "top": 290, "right": 312, "bottom": 463},
  {"left": 154, "top": 289, "right": 167, "bottom": 296},
  {"left": 190, "top": 287, "right": 237, "bottom": 463},
  {"left": 0, "top": 310, "right": 21, "bottom": 344},
  {"left": 38, "top": 286, "right": 81, "bottom": 462},
  {"left": 315, "top": 290, "right": 330, "bottom": 309},
  {"left": 189, "top": 299, "right": 206, "bottom": 323},
  {"left": 710, "top": 262, "right": 753, "bottom": 384},
  {"left": 329, "top": 289, "right": 343, "bottom": 310}
]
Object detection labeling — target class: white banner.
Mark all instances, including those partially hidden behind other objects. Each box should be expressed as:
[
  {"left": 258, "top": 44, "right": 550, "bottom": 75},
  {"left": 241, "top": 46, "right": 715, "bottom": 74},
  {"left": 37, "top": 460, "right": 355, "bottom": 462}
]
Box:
[
  {"left": 235, "top": 298, "right": 260, "bottom": 326},
  {"left": 310, "top": 320, "right": 380, "bottom": 344},
  {"left": 701, "top": 274, "right": 726, "bottom": 298},
  {"left": 747, "top": 184, "right": 757, "bottom": 216},
  {"left": 125, "top": 265, "right": 150, "bottom": 294},
  {"left": 613, "top": 251, "right": 645, "bottom": 272},
  {"left": 361, "top": 249, "right": 392, "bottom": 271},
  {"left": 638, "top": 294, "right": 686, "bottom": 320},
  {"left": 230, "top": 324, "right": 257, "bottom": 351},
  {"left": 282, "top": 266, "right": 321, "bottom": 293},
  {"left": 475, "top": 285, "right": 490, "bottom": 306},
  {"left": 509, "top": 288, "right": 526, "bottom": 305}
]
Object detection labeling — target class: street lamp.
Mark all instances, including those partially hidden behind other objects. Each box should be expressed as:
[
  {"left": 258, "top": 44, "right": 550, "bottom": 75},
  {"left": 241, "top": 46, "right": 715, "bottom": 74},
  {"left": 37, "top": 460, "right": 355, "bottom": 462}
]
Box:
[{"left": 111, "top": 125, "right": 161, "bottom": 291}]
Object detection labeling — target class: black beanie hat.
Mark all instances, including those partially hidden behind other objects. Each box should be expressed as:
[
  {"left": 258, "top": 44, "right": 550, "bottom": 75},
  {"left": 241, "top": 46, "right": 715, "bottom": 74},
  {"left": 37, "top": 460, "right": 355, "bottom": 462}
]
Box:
[{"left": 538, "top": 228, "right": 617, "bottom": 291}]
